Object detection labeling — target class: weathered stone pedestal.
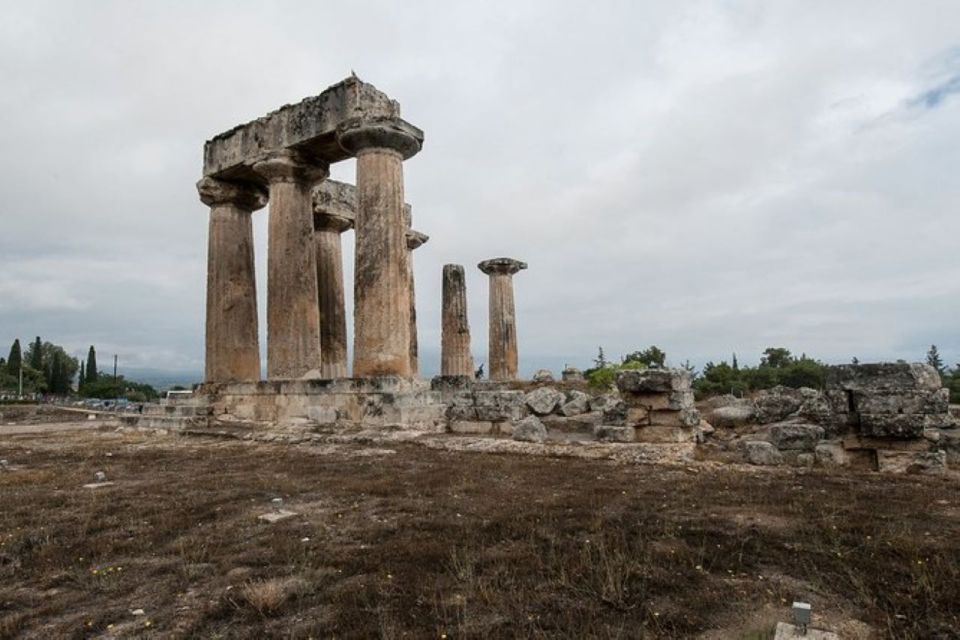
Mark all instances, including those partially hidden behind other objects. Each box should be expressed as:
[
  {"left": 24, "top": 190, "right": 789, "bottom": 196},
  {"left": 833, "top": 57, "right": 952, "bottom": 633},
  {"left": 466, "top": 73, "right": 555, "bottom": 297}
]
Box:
[{"left": 204, "top": 377, "right": 447, "bottom": 430}]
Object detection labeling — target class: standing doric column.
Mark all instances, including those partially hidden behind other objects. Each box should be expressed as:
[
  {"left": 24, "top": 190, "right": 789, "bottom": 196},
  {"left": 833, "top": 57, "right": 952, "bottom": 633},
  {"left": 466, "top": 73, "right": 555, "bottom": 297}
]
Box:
[
  {"left": 441, "top": 264, "right": 474, "bottom": 378},
  {"left": 313, "top": 203, "right": 353, "bottom": 379},
  {"left": 478, "top": 258, "right": 527, "bottom": 381},
  {"left": 337, "top": 118, "right": 423, "bottom": 377},
  {"left": 405, "top": 229, "right": 429, "bottom": 377},
  {"left": 252, "top": 150, "right": 329, "bottom": 379},
  {"left": 198, "top": 177, "right": 268, "bottom": 383}
]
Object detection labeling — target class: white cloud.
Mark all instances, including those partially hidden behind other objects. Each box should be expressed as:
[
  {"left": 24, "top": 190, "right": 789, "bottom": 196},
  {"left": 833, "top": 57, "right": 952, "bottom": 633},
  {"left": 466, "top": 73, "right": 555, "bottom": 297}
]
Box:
[{"left": 1, "top": 0, "right": 959, "bottom": 377}]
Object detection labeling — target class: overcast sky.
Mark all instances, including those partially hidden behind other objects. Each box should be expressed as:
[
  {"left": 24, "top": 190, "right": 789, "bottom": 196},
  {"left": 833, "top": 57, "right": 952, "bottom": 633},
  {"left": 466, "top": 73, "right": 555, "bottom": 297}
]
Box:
[{"left": 1, "top": 1, "right": 958, "bottom": 379}]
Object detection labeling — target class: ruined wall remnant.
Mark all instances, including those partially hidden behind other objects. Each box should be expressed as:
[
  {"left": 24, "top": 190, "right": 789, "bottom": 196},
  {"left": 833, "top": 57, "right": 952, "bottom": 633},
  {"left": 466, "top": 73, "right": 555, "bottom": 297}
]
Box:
[{"left": 614, "top": 369, "right": 702, "bottom": 443}]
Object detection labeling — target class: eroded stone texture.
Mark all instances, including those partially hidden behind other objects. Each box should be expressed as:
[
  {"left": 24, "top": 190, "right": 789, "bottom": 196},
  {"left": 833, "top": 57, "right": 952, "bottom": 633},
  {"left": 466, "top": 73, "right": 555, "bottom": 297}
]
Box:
[
  {"left": 441, "top": 265, "right": 474, "bottom": 378},
  {"left": 198, "top": 177, "right": 268, "bottom": 383},
  {"left": 253, "top": 150, "right": 329, "bottom": 379},
  {"left": 478, "top": 258, "right": 527, "bottom": 381},
  {"left": 313, "top": 193, "right": 353, "bottom": 379},
  {"left": 341, "top": 121, "right": 421, "bottom": 377},
  {"left": 406, "top": 229, "right": 429, "bottom": 377}
]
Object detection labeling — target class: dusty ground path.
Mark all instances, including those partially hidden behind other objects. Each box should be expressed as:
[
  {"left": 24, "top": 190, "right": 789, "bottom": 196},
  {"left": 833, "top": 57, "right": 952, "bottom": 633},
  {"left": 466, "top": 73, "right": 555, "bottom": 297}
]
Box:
[{"left": 1, "top": 427, "right": 958, "bottom": 639}]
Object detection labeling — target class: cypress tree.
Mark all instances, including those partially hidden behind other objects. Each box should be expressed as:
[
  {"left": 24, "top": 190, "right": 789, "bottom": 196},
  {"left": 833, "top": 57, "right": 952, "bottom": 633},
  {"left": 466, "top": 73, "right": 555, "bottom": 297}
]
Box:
[
  {"left": 6, "top": 339, "right": 21, "bottom": 376},
  {"left": 29, "top": 336, "right": 43, "bottom": 371},
  {"left": 86, "top": 346, "right": 99, "bottom": 383},
  {"left": 79, "top": 361, "right": 86, "bottom": 388}
]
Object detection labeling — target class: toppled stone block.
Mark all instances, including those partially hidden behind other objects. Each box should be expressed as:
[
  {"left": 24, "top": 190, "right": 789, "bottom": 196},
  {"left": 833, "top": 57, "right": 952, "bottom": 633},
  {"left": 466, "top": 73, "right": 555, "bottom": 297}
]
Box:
[
  {"left": 532, "top": 369, "right": 555, "bottom": 383},
  {"left": 524, "top": 387, "right": 565, "bottom": 416},
  {"left": 512, "top": 416, "right": 547, "bottom": 443},
  {"left": 765, "top": 420, "right": 825, "bottom": 451},
  {"left": 754, "top": 386, "right": 804, "bottom": 424},
  {"left": 594, "top": 425, "right": 636, "bottom": 442},
  {"left": 601, "top": 400, "right": 628, "bottom": 426},
  {"left": 744, "top": 440, "right": 784, "bottom": 466},
  {"left": 626, "top": 406, "right": 649, "bottom": 426},
  {"left": 858, "top": 413, "right": 925, "bottom": 439},
  {"left": 561, "top": 367, "right": 585, "bottom": 382},
  {"left": 814, "top": 442, "right": 847, "bottom": 467},
  {"left": 876, "top": 450, "right": 947, "bottom": 475},
  {"left": 560, "top": 390, "right": 590, "bottom": 417},
  {"left": 588, "top": 394, "right": 619, "bottom": 413},
  {"left": 475, "top": 390, "right": 525, "bottom": 422},
  {"left": 708, "top": 402, "right": 757, "bottom": 428},
  {"left": 616, "top": 368, "right": 691, "bottom": 394}
]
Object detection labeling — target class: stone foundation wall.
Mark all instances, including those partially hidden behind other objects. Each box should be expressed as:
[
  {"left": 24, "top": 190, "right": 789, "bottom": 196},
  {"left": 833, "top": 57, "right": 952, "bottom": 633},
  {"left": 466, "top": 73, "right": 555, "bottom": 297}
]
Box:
[{"left": 203, "top": 377, "right": 446, "bottom": 431}]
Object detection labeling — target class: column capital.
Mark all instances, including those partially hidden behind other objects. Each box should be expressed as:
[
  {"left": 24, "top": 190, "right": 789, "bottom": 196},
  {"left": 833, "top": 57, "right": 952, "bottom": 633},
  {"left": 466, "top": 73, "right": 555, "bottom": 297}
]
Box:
[
  {"left": 478, "top": 257, "right": 527, "bottom": 276},
  {"left": 406, "top": 230, "right": 429, "bottom": 250},
  {"left": 252, "top": 149, "right": 329, "bottom": 185},
  {"left": 337, "top": 116, "right": 423, "bottom": 160},
  {"left": 196, "top": 177, "right": 268, "bottom": 211},
  {"left": 313, "top": 211, "right": 353, "bottom": 233}
]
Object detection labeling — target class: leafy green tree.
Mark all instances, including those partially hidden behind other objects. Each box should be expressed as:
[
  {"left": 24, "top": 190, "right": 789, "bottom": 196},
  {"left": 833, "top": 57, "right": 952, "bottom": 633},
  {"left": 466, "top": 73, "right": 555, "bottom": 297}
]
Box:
[
  {"left": 85, "top": 346, "right": 99, "bottom": 384},
  {"left": 926, "top": 344, "right": 945, "bottom": 375},
  {"left": 760, "top": 347, "right": 793, "bottom": 369},
  {"left": 623, "top": 345, "right": 666, "bottom": 368},
  {"left": 6, "top": 339, "right": 21, "bottom": 377},
  {"left": 695, "top": 361, "right": 748, "bottom": 396}
]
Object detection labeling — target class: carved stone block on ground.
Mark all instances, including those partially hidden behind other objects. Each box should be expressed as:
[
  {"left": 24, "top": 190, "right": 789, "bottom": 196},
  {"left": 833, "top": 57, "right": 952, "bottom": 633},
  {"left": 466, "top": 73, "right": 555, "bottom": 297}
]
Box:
[
  {"left": 594, "top": 425, "right": 636, "bottom": 443},
  {"left": 560, "top": 390, "right": 590, "bottom": 417},
  {"left": 876, "top": 450, "right": 947, "bottom": 475},
  {"left": 512, "top": 416, "right": 547, "bottom": 443},
  {"left": 744, "top": 440, "right": 784, "bottom": 466},
  {"left": 524, "top": 387, "right": 566, "bottom": 416},
  {"left": 764, "top": 420, "right": 825, "bottom": 451}
]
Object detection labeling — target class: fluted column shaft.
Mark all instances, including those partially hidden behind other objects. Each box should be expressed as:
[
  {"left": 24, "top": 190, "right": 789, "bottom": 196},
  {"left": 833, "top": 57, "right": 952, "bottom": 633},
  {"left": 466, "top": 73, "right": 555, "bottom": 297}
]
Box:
[
  {"left": 339, "top": 121, "right": 421, "bottom": 378},
  {"left": 406, "top": 230, "right": 428, "bottom": 377},
  {"left": 441, "top": 264, "right": 474, "bottom": 377},
  {"left": 479, "top": 258, "right": 527, "bottom": 381},
  {"left": 198, "top": 178, "right": 267, "bottom": 383},
  {"left": 314, "top": 215, "right": 351, "bottom": 378},
  {"left": 253, "top": 151, "right": 329, "bottom": 379}
]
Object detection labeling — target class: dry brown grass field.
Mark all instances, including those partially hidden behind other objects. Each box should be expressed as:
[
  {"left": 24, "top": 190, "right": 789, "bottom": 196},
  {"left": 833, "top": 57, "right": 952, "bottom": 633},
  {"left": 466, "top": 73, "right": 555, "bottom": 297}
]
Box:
[{"left": 1, "top": 409, "right": 958, "bottom": 639}]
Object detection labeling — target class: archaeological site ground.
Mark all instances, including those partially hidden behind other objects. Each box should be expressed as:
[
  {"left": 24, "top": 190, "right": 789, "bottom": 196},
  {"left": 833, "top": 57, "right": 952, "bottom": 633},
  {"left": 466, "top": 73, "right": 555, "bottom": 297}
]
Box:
[{"left": 2, "top": 77, "right": 959, "bottom": 639}]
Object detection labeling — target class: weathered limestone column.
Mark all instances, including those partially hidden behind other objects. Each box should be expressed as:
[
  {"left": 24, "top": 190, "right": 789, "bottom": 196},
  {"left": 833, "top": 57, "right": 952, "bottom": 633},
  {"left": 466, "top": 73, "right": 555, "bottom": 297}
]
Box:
[
  {"left": 441, "top": 264, "right": 474, "bottom": 377},
  {"left": 478, "top": 258, "right": 527, "bottom": 381},
  {"left": 405, "top": 229, "right": 429, "bottom": 377},
  {"left": 198, "top": 177, "right": 267, "bottom": 383},
  {"left": 338, "top": 119, "right": 422, "bottom": 377},
  {"left": 252, "top": 150, "right": 329, "bottom": 379},
  {"left": 313, "top": 208, "right": 353, "bottom": 379}
]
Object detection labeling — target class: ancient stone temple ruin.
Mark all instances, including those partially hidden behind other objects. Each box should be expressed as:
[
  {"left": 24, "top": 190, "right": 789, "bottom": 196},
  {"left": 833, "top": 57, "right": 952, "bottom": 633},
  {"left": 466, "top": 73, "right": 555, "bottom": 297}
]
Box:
[{"left": 137, "top": 76, "right": 958, "bottom": 475}]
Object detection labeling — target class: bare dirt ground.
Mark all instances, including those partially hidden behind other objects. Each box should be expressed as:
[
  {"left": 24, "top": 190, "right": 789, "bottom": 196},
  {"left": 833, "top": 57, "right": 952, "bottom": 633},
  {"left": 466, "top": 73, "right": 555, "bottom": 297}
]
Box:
[{"left": 1, "top": 409, "right": 958, "bottom": 639}]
